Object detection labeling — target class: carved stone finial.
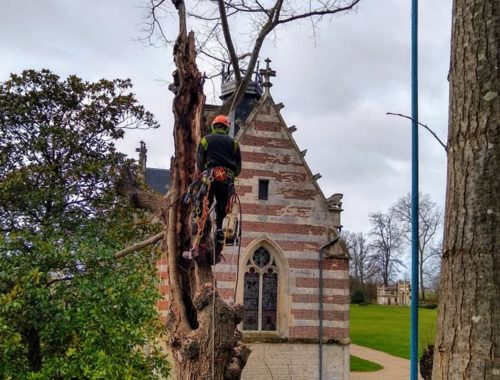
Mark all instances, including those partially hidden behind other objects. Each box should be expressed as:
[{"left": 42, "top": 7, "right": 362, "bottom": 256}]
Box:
[{"left": 259, "top": 57, "right": 276, "bottom": 95}]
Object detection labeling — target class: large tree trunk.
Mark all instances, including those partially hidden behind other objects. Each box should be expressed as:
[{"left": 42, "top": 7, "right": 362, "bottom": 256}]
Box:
[
  {"left": 432, "top": 1, "right": 499, "bottom": 379},
  {"left": 161, "top": 2, "right": 250, "bottom": 379}
]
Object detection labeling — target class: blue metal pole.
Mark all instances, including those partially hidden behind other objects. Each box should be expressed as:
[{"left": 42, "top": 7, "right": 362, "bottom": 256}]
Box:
[{"left": 410, "top": 0, "right": 419, "bottom": 379}]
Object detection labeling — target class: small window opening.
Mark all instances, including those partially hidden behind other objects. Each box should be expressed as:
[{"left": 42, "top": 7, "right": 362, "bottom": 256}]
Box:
[{"left": 258, "top": 179, "right": 269, "bottom": 200}]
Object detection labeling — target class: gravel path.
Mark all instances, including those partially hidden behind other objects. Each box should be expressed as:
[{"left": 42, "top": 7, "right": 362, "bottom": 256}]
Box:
[{"left": 350, "top": 344, "right": 423, "bottom": 380}]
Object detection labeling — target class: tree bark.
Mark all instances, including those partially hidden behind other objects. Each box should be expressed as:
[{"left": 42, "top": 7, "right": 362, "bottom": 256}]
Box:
[
  {"left": 432, "top": 0, "right": 499, "bottom": 378},
  {"left": 162, "top": 2, "right": 250, "bottom": 378},
  {"left": 24, "top": 326, "right": 42, "bottom": 372}
]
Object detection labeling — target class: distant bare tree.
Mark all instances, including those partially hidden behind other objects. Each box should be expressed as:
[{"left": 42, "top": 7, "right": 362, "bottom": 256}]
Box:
[
  {"left": 391, "top": 193, "right": 443, "bottom": 301},
  {"left": 343, "top": 231, "right": 374, "bottom": 285},
  {"left": 425, "top": 248, "right": 441, "bottom": 300},
  {"left": 368, "top": 210, "right": 406, "bottom": 286}
]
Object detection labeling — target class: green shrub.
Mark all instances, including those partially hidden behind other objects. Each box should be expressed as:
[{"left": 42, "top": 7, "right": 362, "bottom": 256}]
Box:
[{"left": 351, "top": 289, "right": 366, "bottom": 304}]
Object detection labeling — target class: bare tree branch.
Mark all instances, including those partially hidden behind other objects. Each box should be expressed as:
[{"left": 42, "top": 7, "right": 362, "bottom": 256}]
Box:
[
  {"left": 386, "top": 112, "right": 448, "bottom": 152},
  {"left": 115, "top": 232, "right": 165, "bottom": 259},
  {"left": 277, "top": 0, "right": 360, "bottom": 25},
  {"left": 140, "top": 0, "right": 174, "bottom": 46},
  {"left": 218, "top": 0, "right": 242, "bottom": 81}
]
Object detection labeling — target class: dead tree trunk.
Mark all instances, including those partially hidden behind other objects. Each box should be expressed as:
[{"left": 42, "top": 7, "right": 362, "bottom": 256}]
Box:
[
  {"left": 160, "top": 2, "right": 249, "bottom": 379},
  {"left": 432, "top": 0, "right": 499, "bottom": 379}
]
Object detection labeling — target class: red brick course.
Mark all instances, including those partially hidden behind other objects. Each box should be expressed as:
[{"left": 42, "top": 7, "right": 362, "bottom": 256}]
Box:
[
  {"left": 238, "top": 168, "right": 308, "bottom": 184},
  {"left": 234, "top": 185, "right": 253, "bottom": 195},
  {"left": 287, "top": 258, "right": 346, "bottom": 270},
  {"left": 292, "top": 294, "right": 345, "bottom": 304},
  {"left": 242, "top": 221, "right": 326, "bottom": 236},
  {"left": 291, "top": 309, "right": 349, "bottom": 322},
  {"left": 238, "top": 238, "right": 321, "bottom": 252},
  {"left": 240, "top": 135, "right": 294, "bottom": 150},
  {"left": 156, "top": 300, "right": 168, "bottom": 311},
  {"left": 242, "top": 151, "right": 299, "bottom": 166},
  {"left": 295, "top": 277, "right": 350, "bottom": 289},
  {"left": 253, "top": 121, "right": 282, "bottom": 132},
  {"left": 238, "top": 203, "right": 311, "bottom": 217},
  {"left": 280, "top": 189, "right": 317, "bottom": 200},
  {"left": 156, "top": 258, "right": 168, "bottom": 266}
]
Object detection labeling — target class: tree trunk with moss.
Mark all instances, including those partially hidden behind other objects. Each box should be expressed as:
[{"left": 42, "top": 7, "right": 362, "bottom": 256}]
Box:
[{"left": 432, "top": 0, "right": 499, "bottom": 378}]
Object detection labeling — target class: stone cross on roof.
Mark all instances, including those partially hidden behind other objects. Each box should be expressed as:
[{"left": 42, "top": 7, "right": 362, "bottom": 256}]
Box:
[
  {"left": 135, "top": 140, "right": 147, "bottom": 180},
  {"left": 259, "top": 58, "right": 276, "bottom": 95}
]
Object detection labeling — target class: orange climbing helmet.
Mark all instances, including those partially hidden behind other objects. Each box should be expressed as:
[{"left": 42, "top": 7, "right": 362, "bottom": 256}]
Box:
[{"left": 212, "top": 114, "right": 231, "bottom": 129}]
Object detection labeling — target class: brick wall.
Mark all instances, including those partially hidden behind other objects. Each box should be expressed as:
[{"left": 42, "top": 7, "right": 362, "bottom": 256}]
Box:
[
  {"left": 156, "top": 94, "right": 350, "bottom": 378},
  {"left": 215, "top": 96, "right": 350, "bottom": 343}
]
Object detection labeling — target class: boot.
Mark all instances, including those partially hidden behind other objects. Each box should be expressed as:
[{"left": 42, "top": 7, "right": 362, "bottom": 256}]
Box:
[{"left": 214, "top": 229, "right": 225, "bottom": 254}]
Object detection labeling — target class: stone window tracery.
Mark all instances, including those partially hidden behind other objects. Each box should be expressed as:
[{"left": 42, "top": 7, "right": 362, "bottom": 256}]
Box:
[{"left": 242, "top": 247, "right": 278, "bottom": 331}]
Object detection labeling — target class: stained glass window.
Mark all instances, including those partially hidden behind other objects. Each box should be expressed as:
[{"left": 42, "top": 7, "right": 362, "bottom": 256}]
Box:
[{"left": 242, "top": 247, "right": 278, "bottom": 331}]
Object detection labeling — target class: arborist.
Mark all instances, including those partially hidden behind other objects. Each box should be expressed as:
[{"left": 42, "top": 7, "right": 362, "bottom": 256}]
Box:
[{"left": 192, "top": 114, "right": 241, "bottom": 259}]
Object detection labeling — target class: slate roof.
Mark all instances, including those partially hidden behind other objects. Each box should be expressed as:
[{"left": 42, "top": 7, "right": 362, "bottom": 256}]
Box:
[{"left": 145, "top": 168, "right": 171, "bottom": 194}]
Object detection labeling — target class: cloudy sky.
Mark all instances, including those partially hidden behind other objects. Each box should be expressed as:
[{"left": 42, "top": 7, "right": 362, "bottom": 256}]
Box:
[{"left": 1, "top": 0, "right": 452, "bottom": 235}]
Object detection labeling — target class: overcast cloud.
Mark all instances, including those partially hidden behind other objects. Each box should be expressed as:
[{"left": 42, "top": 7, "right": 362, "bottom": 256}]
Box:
[{"left": 0, "top": 0, "right": 452, "bottom": 236}]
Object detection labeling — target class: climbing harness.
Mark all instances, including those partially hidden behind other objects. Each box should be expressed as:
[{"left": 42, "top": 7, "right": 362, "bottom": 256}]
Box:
[{"left": 183, "top": 167, "right": 241, "bottom": 262}]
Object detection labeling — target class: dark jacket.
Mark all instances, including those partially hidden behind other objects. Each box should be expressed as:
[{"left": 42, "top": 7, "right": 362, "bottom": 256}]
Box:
[{"left": 197, "top": 130, "right": 242, "bottom": 177}]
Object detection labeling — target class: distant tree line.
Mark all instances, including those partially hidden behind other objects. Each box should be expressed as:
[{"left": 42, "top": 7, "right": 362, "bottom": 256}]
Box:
[{"left": 344, "top": 193, "right": 442, "bottom": 303}]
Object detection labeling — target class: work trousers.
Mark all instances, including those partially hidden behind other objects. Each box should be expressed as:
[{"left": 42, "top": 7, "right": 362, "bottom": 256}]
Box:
[{"left": 208, "top": 180, "right": 231, "bottom": 229}]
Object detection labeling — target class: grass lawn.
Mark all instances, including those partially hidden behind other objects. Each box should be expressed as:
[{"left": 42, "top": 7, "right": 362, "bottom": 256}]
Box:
[
  {"left": 350, "top": 355, "right": 383, "bottom": 372},
  {"left": 350, "top": 304, "right": 437, "bottom": 359}
]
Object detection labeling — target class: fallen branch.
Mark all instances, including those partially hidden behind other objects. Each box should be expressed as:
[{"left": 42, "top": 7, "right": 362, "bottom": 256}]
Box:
[{"left": 115, "top": 231, "right": 165, "bottom": 259}]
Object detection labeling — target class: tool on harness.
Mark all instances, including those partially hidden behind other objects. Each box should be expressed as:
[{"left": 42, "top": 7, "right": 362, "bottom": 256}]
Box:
[
  {"left": 222, "top": 214, "right": 239, "bottom": 246},
  {"left": 222, "top": 185, "right": 240, "bottom": 246},
  {"left": 182, "top": 168, "right": 240, "bottom": 263}
]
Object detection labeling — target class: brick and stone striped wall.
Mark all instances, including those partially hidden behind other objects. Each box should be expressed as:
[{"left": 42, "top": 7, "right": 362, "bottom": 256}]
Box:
[
  {"left": 155, "top": 93, "right": 350, "bottom": 379},
  {"left": 214, "top": 96, "right": 349, "bottom": 343}
]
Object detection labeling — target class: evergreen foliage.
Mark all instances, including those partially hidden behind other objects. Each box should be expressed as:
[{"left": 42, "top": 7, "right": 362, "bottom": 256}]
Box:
[
  {"left": 351, "top": 289, "right": 366, "bottom": 304},
  {"left": 0, "top": 70, "right": 169, "bottom": 379}
]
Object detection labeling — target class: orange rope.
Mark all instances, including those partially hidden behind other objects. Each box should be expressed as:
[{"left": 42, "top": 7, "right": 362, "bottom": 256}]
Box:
[{"left": 192, "top": 179, "right": 212, "bottom": 250}]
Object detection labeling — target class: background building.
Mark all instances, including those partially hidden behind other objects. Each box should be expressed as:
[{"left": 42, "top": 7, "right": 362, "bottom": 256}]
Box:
[{"left": 376, "top": 281, "right": 411, "bottom": 306}]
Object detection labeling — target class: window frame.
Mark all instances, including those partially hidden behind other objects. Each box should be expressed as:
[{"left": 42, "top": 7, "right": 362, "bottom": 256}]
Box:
[
  {"left": 237, "top": 238, "right": 289, "bottom": 337},
  {"left": 242, "top": 247, "right": 278, "bottom": 331},
  {"left": 258, "top": 179, "right": 269, "bottom": 200}
]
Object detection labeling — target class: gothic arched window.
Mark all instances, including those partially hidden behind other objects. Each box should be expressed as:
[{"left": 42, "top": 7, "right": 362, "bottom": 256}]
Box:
[{"left": 242, "top": 247, "right": 278, "bottom": 331}]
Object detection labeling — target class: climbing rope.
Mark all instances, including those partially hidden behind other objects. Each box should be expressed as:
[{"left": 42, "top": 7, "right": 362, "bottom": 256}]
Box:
[
  {"left": 232, "top": 192, "right": 243, "bottom": 304},
  {"left": 191, "top": 177, "right": 213, "bottom": 252}
]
